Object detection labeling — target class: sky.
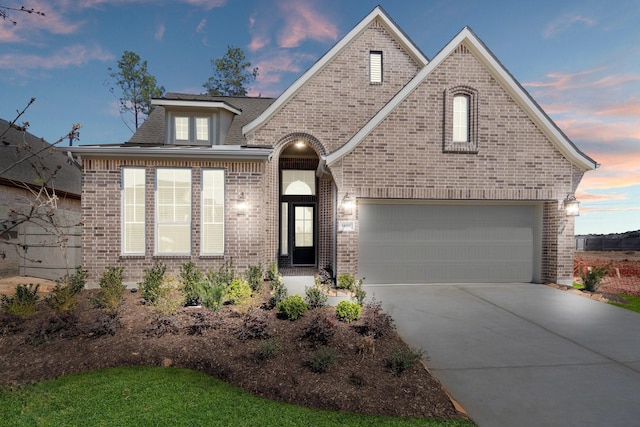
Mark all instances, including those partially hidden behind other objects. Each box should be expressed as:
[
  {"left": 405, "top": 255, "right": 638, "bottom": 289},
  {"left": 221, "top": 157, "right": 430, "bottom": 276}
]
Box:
[{"left": 1, "top": 0, "right": 638, "bottom": 236}]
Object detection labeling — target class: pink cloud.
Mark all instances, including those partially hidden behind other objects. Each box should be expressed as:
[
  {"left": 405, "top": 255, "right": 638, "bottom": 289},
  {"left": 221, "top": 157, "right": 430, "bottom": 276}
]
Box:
[
  {"left": 276, "top": 0, "right": 338, "bottom": 48},
  {"left": 0, "top": 0, "right": 83, "bottom": 42},
  {"left": 0, "top": 44, "right": 113, "bottom": 71},
  {"left": 543, "top": 14, "right": 596, "bottom": 38}
]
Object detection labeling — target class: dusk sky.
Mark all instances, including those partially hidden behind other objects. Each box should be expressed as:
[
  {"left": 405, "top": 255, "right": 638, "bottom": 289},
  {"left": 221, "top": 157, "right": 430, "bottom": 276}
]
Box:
[{"left": 1, "top": 0, "right": 638, "bottom": 236}]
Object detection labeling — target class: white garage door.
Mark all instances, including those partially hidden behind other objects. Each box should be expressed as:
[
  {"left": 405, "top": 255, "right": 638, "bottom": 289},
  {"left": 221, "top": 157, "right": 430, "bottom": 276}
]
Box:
[{"left": 358, "top": 201, "right": 541, "bottom": 284}]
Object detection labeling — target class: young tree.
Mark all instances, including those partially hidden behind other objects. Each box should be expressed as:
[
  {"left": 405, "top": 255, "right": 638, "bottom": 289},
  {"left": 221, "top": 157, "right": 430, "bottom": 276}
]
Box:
[
  {"left": 203, "top": 46, "right": 258, "bottom": 96},
  {"left": 108, "top": 51, "right": 165, "bottom": 132}
]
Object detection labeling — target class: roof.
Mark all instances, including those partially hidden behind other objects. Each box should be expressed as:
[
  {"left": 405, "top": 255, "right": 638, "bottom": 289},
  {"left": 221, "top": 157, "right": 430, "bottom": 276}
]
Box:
[
  {"left": 129, "top": 93, "right": 275, "bottom": 146},
  {"left": 242, "top": 5, "right": 429, "bottom": 137},
  {"left": 0, "top": 118, "right": 81, "bottom": 197},
  {"left": 323, "top": 27, "right": 598, "bottom": 171}
]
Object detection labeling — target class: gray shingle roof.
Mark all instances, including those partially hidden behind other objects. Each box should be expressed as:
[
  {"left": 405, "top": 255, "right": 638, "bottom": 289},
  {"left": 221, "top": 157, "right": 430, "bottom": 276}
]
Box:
[
  {"left": 0, "top": 119, "right": 81, "bottom": 197},
  {"left": 128, "top": 93, "right": 276, "bottom": 146}
]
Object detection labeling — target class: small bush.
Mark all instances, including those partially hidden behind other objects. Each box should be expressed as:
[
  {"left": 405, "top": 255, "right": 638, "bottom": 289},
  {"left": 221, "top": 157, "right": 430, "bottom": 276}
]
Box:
[
  {"left": 200, "top": 278, "right": 226, "bottom": 312},
  {"left": 139, "top": 261, "right": 166, "bottom": 304},
  {"left": 145, "top": 316, "right": 181, "bottom": 338},
  {"left": 267, "top": 276, "right": 288, "bottom": 309},
  {"left": 237, "top": 309, "right": 271, "bottom": 340},
  {"left": 46, "top": 284, "right": 78, "bottom": 314},
  {"left": 153, "top": 275, "right": 185, "bottom": 316},
  {"left": 267, "top": 261, "right": 279, "bottom": 282},
  {"left": 306, "top": 347, "right": 338, "bottom": 373},
  {"left": 181, "top": 262, "right": 204, "bottom": 306},
  {"left": 387, "top": 347, "right": 424, "bottom": 376},
  {"left": 217, "top": 259, "right": 237, "bottom": 286},
  {"left": 358, "top": 299, "right": 395, "bottom": 338},
  {"left": 186, "top": 312, "right": 216, "bottom": 335},
  {"left": 337, "top": 273, "right": 356, "bottom": 291},
  {"left": 245, "top": 264, "right": 264, "bottom": 293},
  {"left": 352, "top": 278, "right": 366, "bottom": 305},
  {"left": 58, "top": 266, "right": 88, "bottom": 295},
  {"left": 335, "top": 300, "right": 361, "bottom": 323},
  {"left": 1, "top": 284, "right": 40, "bottom": 318},
  {"left": 224, "top": 278, "right": 252, "bottom": 305},
  {"left": 302, "top": 313, "right": 337, "bottom": 347},
  {"left": 88, "top": 312, "right": 119, "bottom": 338},
  {"left": 305, "top": 281, "right": 328, "bottom": 309},
  {"left": 256, "top": 337, "right": 281, "bottom": 360},
  {"left": 277, "top": 294, "right": 308, "bottom": 320},
  {"left": 581, "top": 265, "right": 610, "bottom": 292},
  {"left": 91, "top": 266, "right": 126, "bottom": 312},
  {"left": 27, "top": 313, "right": 79, "bottom": 345}
]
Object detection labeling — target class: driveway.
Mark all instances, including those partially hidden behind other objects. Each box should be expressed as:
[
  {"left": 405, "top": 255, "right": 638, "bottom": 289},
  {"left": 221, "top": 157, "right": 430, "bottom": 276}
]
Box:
[{"left": 366, "top": 283, "right": 640, "bottom": 427}]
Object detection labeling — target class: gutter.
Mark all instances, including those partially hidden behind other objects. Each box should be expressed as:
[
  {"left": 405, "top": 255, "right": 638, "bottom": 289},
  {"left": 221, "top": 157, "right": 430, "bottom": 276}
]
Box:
[{"left": 65, "top": 145, "right": 272, "bottom": 161}]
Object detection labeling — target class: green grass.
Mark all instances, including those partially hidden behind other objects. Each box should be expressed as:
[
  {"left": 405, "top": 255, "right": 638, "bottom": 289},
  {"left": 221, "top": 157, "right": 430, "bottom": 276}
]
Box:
[
  {"left": 0, "top": 366, "right": 474, "bottom": 427},
  {"left": 608, "top": 294, "right": 640, "bottom": 313}
]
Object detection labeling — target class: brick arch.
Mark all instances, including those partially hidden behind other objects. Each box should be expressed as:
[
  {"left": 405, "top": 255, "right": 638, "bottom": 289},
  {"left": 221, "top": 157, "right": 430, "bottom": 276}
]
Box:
[{"left": 273, "top": 132, "right": 327, "bottom": 159}]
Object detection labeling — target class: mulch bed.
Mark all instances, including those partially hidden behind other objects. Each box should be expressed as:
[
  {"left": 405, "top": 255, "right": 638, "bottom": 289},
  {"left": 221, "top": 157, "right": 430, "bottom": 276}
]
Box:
[{"left": 0, "top": 287, "right": 465, "bottom": 420}]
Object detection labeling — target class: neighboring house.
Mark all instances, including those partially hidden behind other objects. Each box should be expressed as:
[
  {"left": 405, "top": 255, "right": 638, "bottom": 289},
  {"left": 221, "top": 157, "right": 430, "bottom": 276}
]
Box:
[
  {"left": 0, "top": 119, "right": 81, "bottom": 280},
  {"left": 67, "top": 6, "right": 596, "bottom": 287}
]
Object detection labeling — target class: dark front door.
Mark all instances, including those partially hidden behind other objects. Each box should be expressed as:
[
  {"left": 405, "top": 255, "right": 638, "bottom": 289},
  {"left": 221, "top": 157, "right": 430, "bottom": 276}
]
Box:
[{"left": 292, "top": 203, "right": 316, "bottom": 265}]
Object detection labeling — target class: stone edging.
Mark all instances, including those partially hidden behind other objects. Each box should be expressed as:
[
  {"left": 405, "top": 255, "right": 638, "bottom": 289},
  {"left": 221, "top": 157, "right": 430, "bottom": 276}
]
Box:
[{"left": 545, "top": 283, "right": 609, "bottom": 302}]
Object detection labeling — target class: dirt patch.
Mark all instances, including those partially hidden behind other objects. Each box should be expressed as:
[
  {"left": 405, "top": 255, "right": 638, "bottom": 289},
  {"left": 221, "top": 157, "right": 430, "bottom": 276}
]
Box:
[
  {"left": 574, "top": 251, "right": 640, "bottom": 297},
  {"left": 0, "top": 286, "right": 464, "bottom": 420}
]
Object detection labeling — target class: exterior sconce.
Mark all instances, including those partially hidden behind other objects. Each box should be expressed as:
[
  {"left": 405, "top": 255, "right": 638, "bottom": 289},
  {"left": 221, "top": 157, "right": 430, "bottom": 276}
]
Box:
[
  {"left": 295, "top": 140, "right": 306, "bottom": 148},
  {"left": 237, "top": 192, "right": 248, "bottom": 212},
  {"left": 564, "top": 194, "right": 580, "bottom": 217},
  {"left": 341, "top": 193, "right": 354, "bottom": 215}
]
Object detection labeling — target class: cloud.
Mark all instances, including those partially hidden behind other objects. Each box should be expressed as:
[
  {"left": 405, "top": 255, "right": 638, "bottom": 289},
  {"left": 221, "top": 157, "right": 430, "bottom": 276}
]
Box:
[
  {"left": 196, "top": 18, "right": 206, "bottom": 33},
  {"left": 252, "top": 51, "right": 316, "bottom": 95},
  {"left": 0, "top": 0, "right": 83, "bottom": 42},
  {"left": 276, "top": 0, "right": 338, "bottom": 48},
  {"left": 0, "top": 44, "right": 113, "bottom": 72},
  {"left": 543, "top": 15, "right": 596, "bottom": 38},
  {"left": 155, "top": 22, "right": 166, "bottom": 41}
]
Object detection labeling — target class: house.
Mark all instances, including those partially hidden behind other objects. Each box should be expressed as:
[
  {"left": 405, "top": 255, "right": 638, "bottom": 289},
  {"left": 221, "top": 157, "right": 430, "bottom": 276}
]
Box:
[
  {"left": 0, "top": 119, "right": 82, "bottom": 280},
  {"left": 67, "top": 6, "right": 596, "bottom": 287}
]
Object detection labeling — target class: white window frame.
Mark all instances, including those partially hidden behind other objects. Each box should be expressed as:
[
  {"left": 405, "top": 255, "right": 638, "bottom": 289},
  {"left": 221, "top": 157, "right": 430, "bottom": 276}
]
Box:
[
  {"left": 195, "top": 117, "right": 210, "bottom": 142},
  {"left": 121, "top": 167, "right": 146, "bottom": 255},
  {"left": 155, "top": 168, "right": 192, "bottom": 255},
  {"left": 201, "top": 169, "right": 225, "bottom": 255},
  {"left": 453, "top": 94, "right": 470, "bottom": 143},
  {"left": 174, "top": 116, "right": 189, "bottom": 141},
  {"left": 370, "top": 51, "right": 383, "bottom": 84}
]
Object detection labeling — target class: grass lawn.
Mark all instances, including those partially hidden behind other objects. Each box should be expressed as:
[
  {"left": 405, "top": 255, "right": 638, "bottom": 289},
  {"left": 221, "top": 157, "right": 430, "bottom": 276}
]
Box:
[
  {"left": 608, "top": 294, "right": 640, "bottom": 313},
  {"left": 0, "top": 366, "right": 474, "bottom": 427}
]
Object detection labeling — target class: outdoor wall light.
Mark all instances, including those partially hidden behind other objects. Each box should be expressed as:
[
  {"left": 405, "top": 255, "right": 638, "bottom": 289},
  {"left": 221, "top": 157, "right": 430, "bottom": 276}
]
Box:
[
  {"left": 564, "top": 194, "right": 580, "bottom": 217},
  {"left": 341, "top": 192, "right": 354, "bottom": 215},
  {"left": 237, "top": 192, "right": 248, "bottom": 211},
  {"left": 295, "top": 140, "right": 306, "bottom": 148}
]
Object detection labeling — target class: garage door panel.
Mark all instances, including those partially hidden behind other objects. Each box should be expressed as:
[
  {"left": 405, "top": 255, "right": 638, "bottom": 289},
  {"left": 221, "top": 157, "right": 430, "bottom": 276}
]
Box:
[{"left": 358, "top": 203, "right": 539, "bottom": 284}]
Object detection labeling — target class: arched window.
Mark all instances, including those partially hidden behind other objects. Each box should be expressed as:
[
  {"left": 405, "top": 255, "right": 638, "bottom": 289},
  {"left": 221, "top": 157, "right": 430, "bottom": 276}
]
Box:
[
  {"left": 453, "top": 94, "right": 469, "bottom": 143},
  {"left": 444, "top": 86, "right": 478, "bottom": 153}
]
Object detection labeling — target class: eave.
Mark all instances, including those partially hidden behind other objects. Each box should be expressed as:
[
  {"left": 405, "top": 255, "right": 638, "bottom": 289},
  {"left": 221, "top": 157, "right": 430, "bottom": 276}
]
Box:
[
  {"left": 65, "top": 145, "right": 271, "bottom": 161},
  {"left": 151, "top": 99, "right": 242, "bottom": 115}
]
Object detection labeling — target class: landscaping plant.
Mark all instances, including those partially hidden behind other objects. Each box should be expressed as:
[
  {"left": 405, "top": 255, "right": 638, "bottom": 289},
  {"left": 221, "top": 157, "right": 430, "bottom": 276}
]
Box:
[
  {"left": 305, "top": 280, "right": 328, "bottom": 309},
  {"left": 306, "top": 347, "right": 338, "bottom": 373},
  {"left": 199, "top": 277, "right": 226, "bottom": 312},
  {"left": 245, "top": 264, "right": 264, "bottom": 293},
  {"left": 46, "top": 267, "right": 88, "bottom": 315},
  {"left": 335, "top": 300, "right": 361, "bottom": 323},
  {"left": 337, "top": 273, "right": 355, "bottom": 291},
  {"left": 224, "top": 278, "right": 252, "bottom": 305},
  {"left": 268, "top": 275, "right": 288, "bottom": 309},
  {"left": 1, "top": 284, "right": 40, "bottom": 318},
  {"left": 302, "top": 313, "right": 337, "bottom": 347},
  {"left": 255, "top": 337, "right": 282, "bottom": 360},
  {"left": 139, "top": 260, "right": 166, "bottom": 304},
  {"left": 277, "top": 294, "right": 308, "bottom": 320},
  {"left": 90, "top": 266, "right": 126, "bottom": 312},
  {"left": 387, "top": 347, "right": 425, "bottom": 376},
  {"left": 152, "top": 275, "right": 185, "bottom": 316},
  {"left": 181, "top": 262, "right": 204, "bottom": 306},
  {"left": 580, "top": 264, "right": 610, "bottom": 292}
]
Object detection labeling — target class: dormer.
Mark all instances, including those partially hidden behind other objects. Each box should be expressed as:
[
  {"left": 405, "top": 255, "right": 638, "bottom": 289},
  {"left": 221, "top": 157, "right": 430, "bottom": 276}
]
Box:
[{"left": 151, "top": 97, "right": 242, "bottom": 146}]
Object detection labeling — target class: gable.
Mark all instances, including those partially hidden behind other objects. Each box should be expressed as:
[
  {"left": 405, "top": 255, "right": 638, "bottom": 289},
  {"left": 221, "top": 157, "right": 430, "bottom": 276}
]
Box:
[
  {"left": 243, "top": 6, "right": 428, "bottom": 141},
  {"left": 325, "top": 27, "right": 597, "bottom": 172}
]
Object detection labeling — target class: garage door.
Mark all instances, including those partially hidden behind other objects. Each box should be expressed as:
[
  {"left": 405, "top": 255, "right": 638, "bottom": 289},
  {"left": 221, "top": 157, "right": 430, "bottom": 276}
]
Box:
[{"left": 358, "top": 202, "right": 541, "bottom": 284}]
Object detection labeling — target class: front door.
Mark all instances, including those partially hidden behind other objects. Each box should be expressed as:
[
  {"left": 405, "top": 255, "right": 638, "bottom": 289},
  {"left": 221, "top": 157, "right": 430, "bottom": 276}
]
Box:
[{"left": 292, "top": 203, "right": 316, "bottom": 265}]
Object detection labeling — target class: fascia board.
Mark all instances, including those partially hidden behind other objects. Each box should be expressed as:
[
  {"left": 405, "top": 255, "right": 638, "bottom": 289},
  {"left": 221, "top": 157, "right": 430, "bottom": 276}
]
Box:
[
  {"left": 242, "top": 6, "right": 428, "bottom": 138},
  {"left": 65, "top": 145, "right": 271, "bottom": 161},
  {"left": 327, "top": 27, "right": 597, "bottom": 171},
  {"left": 151, "top": 99, "right": 242, "bottom": 115}
]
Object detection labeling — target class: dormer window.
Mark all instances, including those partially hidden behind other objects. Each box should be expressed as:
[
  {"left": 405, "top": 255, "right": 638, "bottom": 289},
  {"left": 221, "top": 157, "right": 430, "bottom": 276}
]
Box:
[
  {"left": 171, "top": 116, "right": 211, "bottom": 144},
  {"left": 175, "top": 116, "right": 189, "bottom": 141}
]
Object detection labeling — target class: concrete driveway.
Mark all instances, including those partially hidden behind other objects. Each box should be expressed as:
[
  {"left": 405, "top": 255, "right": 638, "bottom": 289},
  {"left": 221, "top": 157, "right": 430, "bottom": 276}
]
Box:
[{"left": 366, "top": 283, "right": 640, "bottom": 427}]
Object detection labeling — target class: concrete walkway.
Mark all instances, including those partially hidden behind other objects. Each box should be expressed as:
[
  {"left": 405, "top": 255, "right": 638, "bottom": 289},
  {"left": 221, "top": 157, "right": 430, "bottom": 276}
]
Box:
[
  {"left": 281, "top": 276, "right": 351, "bottom": 305},
  {"left": 366, "top": 283, "right": 640, "bottom": 427}
]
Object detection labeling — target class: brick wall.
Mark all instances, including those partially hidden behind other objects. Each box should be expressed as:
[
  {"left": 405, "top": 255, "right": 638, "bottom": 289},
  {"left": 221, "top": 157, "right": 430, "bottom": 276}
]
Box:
[{"left": 81, "top": 158, "right": 265, "bottom": 286}]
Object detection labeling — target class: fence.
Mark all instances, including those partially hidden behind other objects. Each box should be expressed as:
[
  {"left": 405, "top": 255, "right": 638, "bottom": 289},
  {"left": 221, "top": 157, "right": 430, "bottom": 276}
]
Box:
[{"left": 580, "top": 237, "right": 640, "bottom": 252}]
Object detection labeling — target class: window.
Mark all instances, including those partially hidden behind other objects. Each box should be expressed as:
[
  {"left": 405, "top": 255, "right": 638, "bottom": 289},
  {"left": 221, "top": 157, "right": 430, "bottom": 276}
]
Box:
[
  {"left": 156, "top": 168, "right": 191, "bottom": 254},
  {"left": 201, "top": 169, "right": 225, "bottom": 255},
  {"left": 453, "top": 95, "right": 469, "bottom": 143},
  {"left": 121, "top": 168, "right": 146, "bottom": 255},
  {"left": 281, "top": 170, "right": 316, "bottom": 195},
  {"left": 443, "top": 86, "right": 478, "bottom": 153},
  {"left": 172, "top": 116, "right": 211, "bottom": 144},
  {"left": 281, "top": 202, "right": 288, "bottom": 255},
  {"left": 370, "top": 51, "right": 382, "bottom": 84}
]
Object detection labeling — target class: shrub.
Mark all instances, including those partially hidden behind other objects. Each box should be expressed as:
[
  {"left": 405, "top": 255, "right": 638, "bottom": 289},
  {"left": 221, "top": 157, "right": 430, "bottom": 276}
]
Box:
[
  {"left": 200, "top": 278, "right": 226, "bottom": 312},
  {"left": 91, "top": 266, "right": 126, "bottom": 312},
  {"left": 245, "top": 264, "right": 264, "bottom": 293},
  {"left": 335, "top": 300, "right": 361, "bottom": 323},
  {"left": 305, "top": 281, "right": 328, "bottom": 309},
  {"left": 358, "top": 299, "right": 395, "bottom": 338},
  {"left": 306, "top": 347, "right": 338, "bottom": 373},
  {"left": 1, "top": 284, "right": 40, "bottom": 318},
  {"left": 266, "top": 261, "right": 279, "bottom": 282},
  {"left": 302, "top": 313, "right": 336, "bottom": 347},
  {"left": 277, "top": 294, "right": 308, "bottom": 320},
  {"left": 153, "top": 275, "right": 185, "bottom": 316},
  {"left": 267, "top": 276, "right": 288, "bottom": 309},
  {"left": 224, "top": 278, "right": 252, "bottom": 305},
  {"left": 59, "top": 266, "right": 88, "bottom": 295},
  {"left": 46, "top": 284, "right": 78, "bottom": 314},
  {"left": 387, "top": 347, "right": 424, "bottom": 376},
  {"left": 145, "top": 316, "right": 181, "bottom": 338},
  {"left": 581, "top": 264, "right": 610, "bottom": 292},
  {"left": 27, "top": 313, "right": 79, "bottom": 345},
  {"left": 181, "top": 262, "right": 204, "bottom": 306},
  {"left": 337, "top": 273, "right": 355, "bottom": 291},
  {"left": 186, "top": 311, "right": 216, "bottom": 335},
  {"left": 88, "top": 311, "right": 119, "bottom": 338},
  {"left": 217, "top": 259, "right": 237, "bottom": 286},
  {"left": 139, "top": 260, "right": 166, "bottom": 304},
  {"left": 256, "top": 337, "right": 281, "bottom": 360},
  {"left": 352, "top": 278, "right": 366, "bottom": 305},
  {"left": 237, "top": 309, "right": 271, "bottom": 340}
]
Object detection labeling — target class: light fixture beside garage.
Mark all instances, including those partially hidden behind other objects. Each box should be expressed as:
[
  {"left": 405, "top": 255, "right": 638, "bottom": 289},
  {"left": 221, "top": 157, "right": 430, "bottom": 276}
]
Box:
[
  {"left": 341, "top": 192, "right": 354, "bottom": 215},
  {"left": 564, "top": 194, "right": 580, "bottom": 216}
]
